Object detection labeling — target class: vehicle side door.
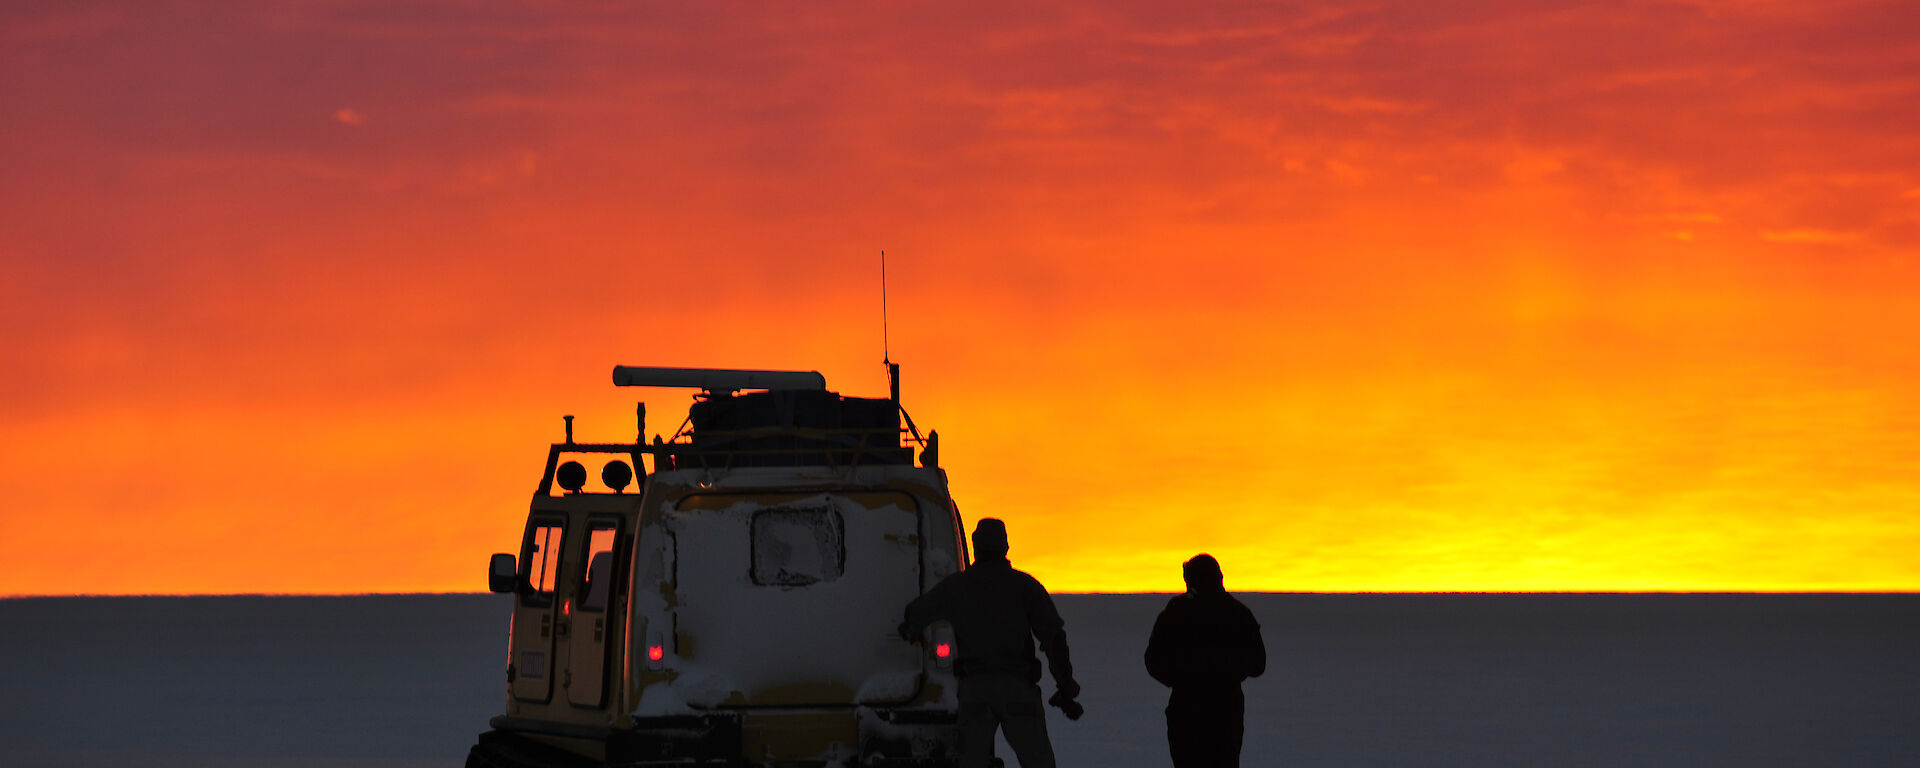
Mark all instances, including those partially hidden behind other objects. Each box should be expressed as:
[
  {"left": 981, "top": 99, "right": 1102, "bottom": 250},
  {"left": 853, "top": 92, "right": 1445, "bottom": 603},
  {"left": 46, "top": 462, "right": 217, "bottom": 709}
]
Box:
[
  {"left": 511, "top": 514, "right": 567, "bottom": 703},
  {"left": 566, "top": 516, "right": 627, "bottom": 708}
]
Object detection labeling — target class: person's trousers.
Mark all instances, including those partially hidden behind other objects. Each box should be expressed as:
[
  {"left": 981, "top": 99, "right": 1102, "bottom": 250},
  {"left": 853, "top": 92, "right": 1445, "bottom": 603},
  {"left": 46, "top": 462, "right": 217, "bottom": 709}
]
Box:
[
  {"left": 1167, "top": 686, "right": 1245, "bottom": 768},
  {"left": 957, "top": 673, "right": 1056, "bottom": 768}
]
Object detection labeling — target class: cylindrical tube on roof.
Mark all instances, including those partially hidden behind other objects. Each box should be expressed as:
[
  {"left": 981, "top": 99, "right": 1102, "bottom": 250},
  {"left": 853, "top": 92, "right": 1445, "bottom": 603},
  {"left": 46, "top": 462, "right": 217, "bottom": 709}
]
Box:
[{"left": 611, "top": 366, "right": 827, "bottom": 391}]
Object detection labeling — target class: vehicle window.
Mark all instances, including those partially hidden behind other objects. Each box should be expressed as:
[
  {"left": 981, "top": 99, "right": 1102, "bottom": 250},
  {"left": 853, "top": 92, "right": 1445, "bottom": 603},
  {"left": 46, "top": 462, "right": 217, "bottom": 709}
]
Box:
[
  {"left": 751, "top": 506, "right": 844, "bottom": 586},
  {"left": 579, "top": 524, "right": 618, "bottom": 612},
  {"left": 952, "top": 503, "right": 969, "bottom": 567},
  {"left": 526, "top": 522, "right": 564, "bottom": 603}
]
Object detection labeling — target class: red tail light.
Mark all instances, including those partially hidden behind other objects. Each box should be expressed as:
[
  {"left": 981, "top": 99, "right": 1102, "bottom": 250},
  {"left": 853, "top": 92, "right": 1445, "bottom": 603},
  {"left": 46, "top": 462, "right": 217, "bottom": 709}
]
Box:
[
  {"left": 645, "top": 629, "right": 666, "bottom": 671},
  {"left": 932, "top": 622, "right": 955, "bottom": 670}
]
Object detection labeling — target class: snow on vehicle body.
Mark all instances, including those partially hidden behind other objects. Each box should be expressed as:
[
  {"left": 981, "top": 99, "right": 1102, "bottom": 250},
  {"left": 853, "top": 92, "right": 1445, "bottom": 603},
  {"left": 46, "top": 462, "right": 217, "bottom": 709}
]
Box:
[{"left": 469, "top": 366, "right": 970, "bottom": 768}]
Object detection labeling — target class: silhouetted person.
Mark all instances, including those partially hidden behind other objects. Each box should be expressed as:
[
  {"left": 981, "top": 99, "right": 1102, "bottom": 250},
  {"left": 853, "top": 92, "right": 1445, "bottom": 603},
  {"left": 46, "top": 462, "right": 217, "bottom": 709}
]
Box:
[
  {"left": 1146, "top": 554, "right": 1266, "bottom": 768},
  {"left": 901, "top": 518, "right": 1081, "bottom": 768}
]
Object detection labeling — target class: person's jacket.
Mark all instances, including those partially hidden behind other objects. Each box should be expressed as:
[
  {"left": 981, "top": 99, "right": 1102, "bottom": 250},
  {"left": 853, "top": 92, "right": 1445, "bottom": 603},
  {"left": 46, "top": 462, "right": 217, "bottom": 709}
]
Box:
[
  {"left": 903, "top": 555, "right": 1076, "bottom": 692},
  {"left": 1145, "top": 589, "right": 1265, "bottom": 692}
]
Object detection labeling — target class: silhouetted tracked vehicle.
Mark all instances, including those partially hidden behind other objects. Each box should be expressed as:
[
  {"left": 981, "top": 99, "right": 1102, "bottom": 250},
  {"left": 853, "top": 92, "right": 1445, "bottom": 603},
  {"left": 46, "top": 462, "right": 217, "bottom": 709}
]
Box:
[{"left": 467, "top": 365, "right": 973, "bottom": 768}]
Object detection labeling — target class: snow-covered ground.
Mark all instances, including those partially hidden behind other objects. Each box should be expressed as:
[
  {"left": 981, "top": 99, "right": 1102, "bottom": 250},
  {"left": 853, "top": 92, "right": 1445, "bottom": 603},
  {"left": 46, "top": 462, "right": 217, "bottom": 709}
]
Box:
[{"left": 2, "top": 593, "right": 1916, "bottom": 767}]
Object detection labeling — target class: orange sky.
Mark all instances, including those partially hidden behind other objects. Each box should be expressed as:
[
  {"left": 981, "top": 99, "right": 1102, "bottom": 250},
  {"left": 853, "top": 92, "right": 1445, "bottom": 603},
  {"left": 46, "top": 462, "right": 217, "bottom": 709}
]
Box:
[{"left": 4, "top": 1, "right": 1918, "bottom": 595}]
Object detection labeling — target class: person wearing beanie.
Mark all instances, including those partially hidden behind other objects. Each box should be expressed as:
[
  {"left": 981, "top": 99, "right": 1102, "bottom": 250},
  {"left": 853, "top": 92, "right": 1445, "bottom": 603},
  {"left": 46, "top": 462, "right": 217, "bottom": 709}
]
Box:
[
  {"left": 900, "top": 518, "right": 1081, "bottom": 768},
  {"left": 1145, "top": 554, "right": 1267, "bottom": 767}
]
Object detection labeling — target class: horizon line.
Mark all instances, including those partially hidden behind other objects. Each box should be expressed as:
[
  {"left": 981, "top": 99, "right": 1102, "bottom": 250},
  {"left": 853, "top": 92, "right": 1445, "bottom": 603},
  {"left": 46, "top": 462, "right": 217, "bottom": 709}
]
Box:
[{"left": 5, "top": 589, "right": 1918, "bottom": 600}]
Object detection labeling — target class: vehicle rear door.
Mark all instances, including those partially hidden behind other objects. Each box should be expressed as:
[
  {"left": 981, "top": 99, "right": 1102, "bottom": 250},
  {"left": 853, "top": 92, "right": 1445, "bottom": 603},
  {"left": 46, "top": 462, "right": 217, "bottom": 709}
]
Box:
[{"left": 667, "top": 491, "right": 923, "bottom": 707}]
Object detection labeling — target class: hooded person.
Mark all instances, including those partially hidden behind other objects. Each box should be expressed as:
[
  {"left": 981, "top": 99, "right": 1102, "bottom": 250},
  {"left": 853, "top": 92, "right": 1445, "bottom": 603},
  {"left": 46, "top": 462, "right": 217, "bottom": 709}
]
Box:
[
  {"left": 1145, "top": 554, "right": 1267, "bottom": 768},
  {"left": 900, "top": 518, "right": 1081, "bottom": 768}
]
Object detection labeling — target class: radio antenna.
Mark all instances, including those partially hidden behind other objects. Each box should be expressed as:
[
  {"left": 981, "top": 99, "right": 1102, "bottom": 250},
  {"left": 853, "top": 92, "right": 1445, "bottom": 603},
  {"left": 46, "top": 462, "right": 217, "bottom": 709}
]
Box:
[
  {"left": 880, "top": 249, "right": 891, "bottom": 365},
  {"left": 881, "top": 250, "right": 901, "bottom": 406}
]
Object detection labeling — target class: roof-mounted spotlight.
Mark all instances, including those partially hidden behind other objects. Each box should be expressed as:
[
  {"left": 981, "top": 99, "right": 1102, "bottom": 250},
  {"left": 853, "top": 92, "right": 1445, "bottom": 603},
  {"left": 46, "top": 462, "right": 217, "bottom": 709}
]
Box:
[
  {"left": 556, "top": 461, "right": 587, "bottom": 493},
  {"left": 602, "top": 460, "right": 633, "bottom": 493}
]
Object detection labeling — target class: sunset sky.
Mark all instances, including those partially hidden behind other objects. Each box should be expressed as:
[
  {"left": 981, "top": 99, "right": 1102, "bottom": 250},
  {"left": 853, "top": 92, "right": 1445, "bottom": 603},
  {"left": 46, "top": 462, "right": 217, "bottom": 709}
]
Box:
[{"left": 4, "top": 1, "right": 1918, "bottom": 595}]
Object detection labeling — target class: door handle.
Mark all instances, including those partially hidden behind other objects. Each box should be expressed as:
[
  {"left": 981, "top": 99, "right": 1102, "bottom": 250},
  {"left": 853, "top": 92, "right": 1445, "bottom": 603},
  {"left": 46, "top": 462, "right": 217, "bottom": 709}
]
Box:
[{"left": 556, "top": 619, "right": 570, "bottom": 638}]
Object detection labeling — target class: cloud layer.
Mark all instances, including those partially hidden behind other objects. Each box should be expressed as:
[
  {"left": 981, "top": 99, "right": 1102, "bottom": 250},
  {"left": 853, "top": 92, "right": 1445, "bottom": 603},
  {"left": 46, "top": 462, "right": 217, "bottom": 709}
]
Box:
[{"left": 3, "top": 0, "right": 1917, "bottom": 593}]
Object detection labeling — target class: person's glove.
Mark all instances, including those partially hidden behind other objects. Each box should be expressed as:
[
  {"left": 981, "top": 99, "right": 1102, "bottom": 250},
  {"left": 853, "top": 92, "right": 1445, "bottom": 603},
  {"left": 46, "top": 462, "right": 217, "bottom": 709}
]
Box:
[
  {"left": 1054, "top": 679, "right": 1081, "bottom": 700},
  {"left": 1048, "top": 688, "right": 1084, "bottom": 720}
]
